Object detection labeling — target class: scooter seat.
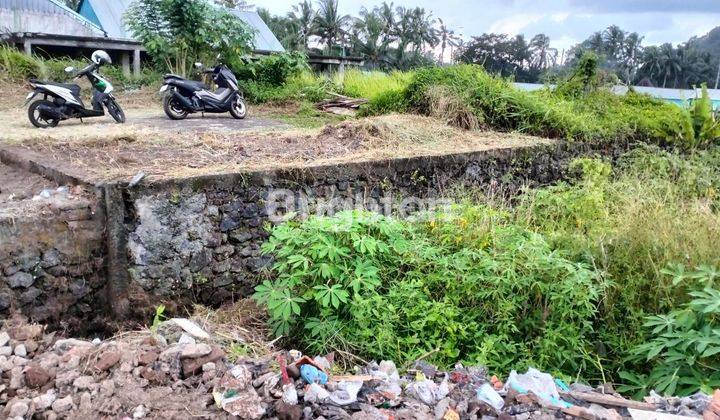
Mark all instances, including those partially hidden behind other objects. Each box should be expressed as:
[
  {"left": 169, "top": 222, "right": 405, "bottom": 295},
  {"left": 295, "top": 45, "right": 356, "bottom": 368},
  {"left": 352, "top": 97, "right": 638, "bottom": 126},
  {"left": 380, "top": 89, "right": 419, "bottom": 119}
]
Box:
[{"left": 31, "top": 80, "right": 81, "bottom": 96}]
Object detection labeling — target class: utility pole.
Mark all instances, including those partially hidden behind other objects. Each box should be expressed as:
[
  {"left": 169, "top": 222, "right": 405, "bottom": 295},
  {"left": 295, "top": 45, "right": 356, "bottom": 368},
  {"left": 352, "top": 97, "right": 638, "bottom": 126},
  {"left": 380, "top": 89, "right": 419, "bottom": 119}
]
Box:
[{"left": 715, "top": 58, "right": 720, "bottom": 89}]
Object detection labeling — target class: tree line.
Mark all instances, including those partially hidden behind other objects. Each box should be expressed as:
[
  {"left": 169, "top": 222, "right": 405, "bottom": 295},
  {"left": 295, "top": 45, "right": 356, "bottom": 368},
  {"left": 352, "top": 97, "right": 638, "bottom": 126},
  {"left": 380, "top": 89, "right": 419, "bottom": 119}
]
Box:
[
  {"left": 64, "top": 0, "right": 720, "bottom": 89},
  {"left": 257, "top": 0, "right": 720, "bottom": 89}
]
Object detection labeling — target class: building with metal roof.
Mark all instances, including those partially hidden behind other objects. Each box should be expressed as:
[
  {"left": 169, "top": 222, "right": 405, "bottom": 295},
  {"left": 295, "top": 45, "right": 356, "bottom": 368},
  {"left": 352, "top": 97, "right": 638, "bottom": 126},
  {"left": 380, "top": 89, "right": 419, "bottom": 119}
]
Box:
[
  {"left": 76, "top": 0, "right": 285, "bottom": 53},
  {"left": 0, "top": 0, "right": 104, "bottom": 36},
  {"left": 77, "top": 0, "right": 132, "bottom": 39}
]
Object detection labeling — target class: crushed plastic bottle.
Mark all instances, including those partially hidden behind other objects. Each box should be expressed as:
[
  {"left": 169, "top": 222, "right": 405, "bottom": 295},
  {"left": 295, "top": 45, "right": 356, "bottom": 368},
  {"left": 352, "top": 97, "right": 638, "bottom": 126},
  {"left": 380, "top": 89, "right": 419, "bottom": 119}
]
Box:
[
  {"left": 476, "top": 383, "right": 504, "bottom": 411},
  {"left": 505, "top": 368, "right": 572, "bottom": 409},
  {"left": 328, "top": 381, "right": 363, "bottom": 405}
]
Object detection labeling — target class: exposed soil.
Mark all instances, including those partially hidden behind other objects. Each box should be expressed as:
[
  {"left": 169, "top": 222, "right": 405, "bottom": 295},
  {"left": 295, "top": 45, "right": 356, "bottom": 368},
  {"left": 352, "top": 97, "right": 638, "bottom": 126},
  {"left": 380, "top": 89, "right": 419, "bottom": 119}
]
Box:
[
  {"left": 0, "top": 163, "right": 56, "bottom": 203},
  {"left": 1, "top": 114, "right": 553, "bottom": 183}
]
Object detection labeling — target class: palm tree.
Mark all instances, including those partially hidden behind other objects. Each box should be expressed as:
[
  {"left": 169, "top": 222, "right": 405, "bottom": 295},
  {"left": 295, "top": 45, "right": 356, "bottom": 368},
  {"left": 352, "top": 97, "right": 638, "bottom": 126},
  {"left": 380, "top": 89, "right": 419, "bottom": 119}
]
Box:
[
  {"left": 658, "top": 43, "right": 681, "bottom": 88},
  {"left": 529, "top": 33, "right": 557, "bottom": 70},
  {"left": 313, "top": 0, "right": 350, "bottom": 54},
  {"left": 603, "top": 25, "right": 625, "bottom": 58},
  {"left": 436, "top": 18, "right": 461, "bottom": 64},
  {"left": 351, "top": 7, "right": 392, "bottom": 69},
  {"left": 288, "top": 1, "right": 316, "bottom": 51}
]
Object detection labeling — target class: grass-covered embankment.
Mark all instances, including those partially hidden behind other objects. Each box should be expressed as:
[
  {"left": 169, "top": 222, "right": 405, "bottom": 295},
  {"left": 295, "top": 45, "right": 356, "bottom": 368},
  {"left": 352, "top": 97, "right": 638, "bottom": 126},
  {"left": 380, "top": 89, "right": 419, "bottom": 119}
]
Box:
[{"left": 254, "top": 145, "right": 720, "bottom": 397}]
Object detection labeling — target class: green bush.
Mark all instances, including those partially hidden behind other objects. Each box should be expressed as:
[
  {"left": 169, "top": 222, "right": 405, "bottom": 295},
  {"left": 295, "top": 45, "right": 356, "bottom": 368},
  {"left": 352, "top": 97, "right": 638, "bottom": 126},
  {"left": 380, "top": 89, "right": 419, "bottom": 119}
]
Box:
[
  {"left": 396, "top": 65, "right": 694, "bottom": 145},
  {"left": 621, "top": 274, "right": 720, "bottom": 397},
  {"left": 254, "top": 208, "right": 604, "bottom": 375},
  {"left": 240, "top": 71, "right": 330, "bottom": 104},
  {"left": 359, "top": 88, "right": 409, "bottom": 116},
  {"left": 234, "top": 52, "right": 309, "bottom": 87},
  {"left": 255, "top": 145, "right": 720, "bottom": 394},
  {"left": 0, "top": 45, "right": 43, "bottom": 80}
]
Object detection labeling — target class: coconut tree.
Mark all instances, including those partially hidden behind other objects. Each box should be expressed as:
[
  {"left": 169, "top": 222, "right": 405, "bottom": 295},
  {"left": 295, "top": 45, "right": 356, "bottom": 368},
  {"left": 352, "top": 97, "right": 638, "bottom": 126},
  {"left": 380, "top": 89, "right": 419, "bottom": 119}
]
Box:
[
  {"left": 288, "top": 1, "right": 316, "bottom": 51},
  {"left": 350, "top": 7, "right": 393, "bottom": 69},
  {"left": 529, "top": 33, "right": 557, "bottom": 70},
  {"left": 603, "top": 25, "right": 625, "bottom": 58},
  {"left": 436, "top": 18, "right": 461, "bottom": 64},
  {"left": 313, "top": 0, "right": 350, "bottom": 54},
  {"left": 658, "top": 43, "right": 681, "bottom": 88}
]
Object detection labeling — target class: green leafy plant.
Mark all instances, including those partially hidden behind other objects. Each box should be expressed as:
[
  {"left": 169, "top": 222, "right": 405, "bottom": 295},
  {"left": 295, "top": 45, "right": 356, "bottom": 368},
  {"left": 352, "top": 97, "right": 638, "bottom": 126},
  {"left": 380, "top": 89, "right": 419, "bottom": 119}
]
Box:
[
  {"left": 622, "top": 266, "right": 720, "bottom": 396},
  {"left": 254, "top": 208, "right": 604, "bottom": 375},
  {"left": 125, "top": 0, "right": 254, "bottom": 76},
  {"left": 150, "top": 304, "right": 166, "bottom": 333}
]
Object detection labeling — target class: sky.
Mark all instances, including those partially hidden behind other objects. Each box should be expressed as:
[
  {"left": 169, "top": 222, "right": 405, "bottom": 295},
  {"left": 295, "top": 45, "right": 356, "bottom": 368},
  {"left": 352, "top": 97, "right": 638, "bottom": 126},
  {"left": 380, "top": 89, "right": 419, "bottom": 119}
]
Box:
[{"left": 257, "top": 0, "right": 720, "bottom": 52}]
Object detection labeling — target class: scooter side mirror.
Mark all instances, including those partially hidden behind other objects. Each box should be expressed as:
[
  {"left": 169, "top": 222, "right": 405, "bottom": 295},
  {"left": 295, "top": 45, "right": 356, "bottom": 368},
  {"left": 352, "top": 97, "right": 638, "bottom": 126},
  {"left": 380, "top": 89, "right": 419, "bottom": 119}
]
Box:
[{"left": 64, "top": 66, "right": 75, "bottom": 73}]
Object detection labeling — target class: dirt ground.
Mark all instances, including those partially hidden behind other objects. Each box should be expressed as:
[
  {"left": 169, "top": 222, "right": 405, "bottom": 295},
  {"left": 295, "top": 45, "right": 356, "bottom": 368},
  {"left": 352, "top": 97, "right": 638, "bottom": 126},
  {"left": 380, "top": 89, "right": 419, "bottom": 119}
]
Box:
[
  {"left": 0, "top": 80, "right": 553, "bottom": 184},
  {"left": 0, "top": 111, "right": 553, "bottom": 183}
]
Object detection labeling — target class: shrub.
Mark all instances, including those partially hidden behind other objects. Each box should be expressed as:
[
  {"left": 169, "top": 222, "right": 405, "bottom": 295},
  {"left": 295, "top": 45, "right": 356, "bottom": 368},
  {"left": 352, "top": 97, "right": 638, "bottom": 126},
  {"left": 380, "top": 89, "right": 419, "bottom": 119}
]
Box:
[
  {"left": 234, "top": 52, "right": 309, "bottom": 87},
  {"left": 254, "top": 208, "right": 604, "bottom": 375},
  {"left": 689, "top": 84, "right": 720, "bottom": 147},
  {"left": 398, "top": 65, "right": 694, "bottom": 145},
  {"left": 622, "top": 271, "right": 720, "bottom": 397},
  {"left": 359, "top": 88, "right": 408, "bottom": 116}
]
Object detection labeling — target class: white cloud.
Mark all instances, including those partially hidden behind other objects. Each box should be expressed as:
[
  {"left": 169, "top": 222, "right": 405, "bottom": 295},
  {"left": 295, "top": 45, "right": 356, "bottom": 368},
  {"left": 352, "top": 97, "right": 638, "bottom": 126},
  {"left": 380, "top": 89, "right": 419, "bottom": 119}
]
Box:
[{"left": 488, "top": 14, "right": 544, "bottom": 35}]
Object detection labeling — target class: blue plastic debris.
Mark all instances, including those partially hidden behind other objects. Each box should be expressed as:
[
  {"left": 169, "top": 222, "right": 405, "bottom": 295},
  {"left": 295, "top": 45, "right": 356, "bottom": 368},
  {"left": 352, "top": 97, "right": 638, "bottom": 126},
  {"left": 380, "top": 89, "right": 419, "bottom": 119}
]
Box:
[{"left": 300, "top": 364, "right": 328, "bottom": 385}]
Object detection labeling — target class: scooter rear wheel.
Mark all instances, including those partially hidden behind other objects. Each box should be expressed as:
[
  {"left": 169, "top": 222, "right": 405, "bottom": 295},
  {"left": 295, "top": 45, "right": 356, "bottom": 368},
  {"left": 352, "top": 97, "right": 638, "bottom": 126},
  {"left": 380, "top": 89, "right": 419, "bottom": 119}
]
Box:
[
  {"left": 105, "top": 97, "right": 126, "bottom": 123},
  {"left": 28, "top": 100, "right": 60, "bottom": 128},
  {"left": 163, "top": 95, "right": 189, "bottom": 120}
]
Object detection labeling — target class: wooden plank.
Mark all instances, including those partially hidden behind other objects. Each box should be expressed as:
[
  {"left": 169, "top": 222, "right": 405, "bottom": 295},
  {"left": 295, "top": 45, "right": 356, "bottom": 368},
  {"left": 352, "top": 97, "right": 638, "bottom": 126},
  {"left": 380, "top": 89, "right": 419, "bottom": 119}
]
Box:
[{"left": 561, "top": 391, "right": 658, "bottom": 411}]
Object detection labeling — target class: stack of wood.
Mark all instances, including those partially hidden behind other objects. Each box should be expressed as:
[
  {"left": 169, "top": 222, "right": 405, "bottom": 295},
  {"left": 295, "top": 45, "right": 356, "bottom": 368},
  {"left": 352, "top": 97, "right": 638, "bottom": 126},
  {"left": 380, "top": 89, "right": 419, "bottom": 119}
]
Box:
[{"left": 317, "top": 93, "right": 368, "bottom": 116}]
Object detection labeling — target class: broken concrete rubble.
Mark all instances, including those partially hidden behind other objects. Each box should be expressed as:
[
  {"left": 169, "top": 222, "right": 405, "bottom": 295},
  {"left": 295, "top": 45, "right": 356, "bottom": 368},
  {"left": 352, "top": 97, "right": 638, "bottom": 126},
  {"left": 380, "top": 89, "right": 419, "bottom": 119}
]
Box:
[{"left": 0, "top": 313, "right": 716, "bottom": 420}]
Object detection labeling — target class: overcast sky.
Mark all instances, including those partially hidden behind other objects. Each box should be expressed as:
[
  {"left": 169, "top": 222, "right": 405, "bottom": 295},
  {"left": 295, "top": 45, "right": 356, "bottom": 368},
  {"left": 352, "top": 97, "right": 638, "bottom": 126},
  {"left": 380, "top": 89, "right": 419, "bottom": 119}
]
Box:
[{"left": 258, "top": 0, "right": 720, "bottom": 51}]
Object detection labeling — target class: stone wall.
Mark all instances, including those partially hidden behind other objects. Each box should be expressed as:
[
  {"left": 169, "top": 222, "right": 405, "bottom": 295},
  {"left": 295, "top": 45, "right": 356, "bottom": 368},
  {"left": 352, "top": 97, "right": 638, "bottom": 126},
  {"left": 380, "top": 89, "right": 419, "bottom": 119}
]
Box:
[
  {"left": 124, "top": 140, "right": 631, "bottom": 308},
  {"left": 0, "top": 196, "right": 107, "bottom": 332}
]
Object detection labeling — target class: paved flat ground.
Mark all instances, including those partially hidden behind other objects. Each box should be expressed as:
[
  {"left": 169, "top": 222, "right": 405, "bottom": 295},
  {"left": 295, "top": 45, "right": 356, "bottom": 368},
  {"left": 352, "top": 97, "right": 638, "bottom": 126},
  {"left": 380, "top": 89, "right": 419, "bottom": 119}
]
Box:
[{"left": 132, "top": 112, "right": 287, "bottom": 133}]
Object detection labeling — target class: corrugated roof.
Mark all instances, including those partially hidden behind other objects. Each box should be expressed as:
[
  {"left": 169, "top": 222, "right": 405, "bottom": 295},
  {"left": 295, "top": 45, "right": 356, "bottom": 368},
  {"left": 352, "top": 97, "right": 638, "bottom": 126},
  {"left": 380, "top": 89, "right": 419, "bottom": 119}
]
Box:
[
  {"left": 515, "top": 82, "right": 720, "bottom": 103},
  {"left": 78, "top": 0, "right": 132, "bottom": 39},
  {"left": 230, "top": 10, "right": 285, "bottom": 53},
  {"left": 74, "top": 1, "right": 284, "bottom": 52},
  {"left": 1, "top": 0, "right": 104, "bottom": 35}
]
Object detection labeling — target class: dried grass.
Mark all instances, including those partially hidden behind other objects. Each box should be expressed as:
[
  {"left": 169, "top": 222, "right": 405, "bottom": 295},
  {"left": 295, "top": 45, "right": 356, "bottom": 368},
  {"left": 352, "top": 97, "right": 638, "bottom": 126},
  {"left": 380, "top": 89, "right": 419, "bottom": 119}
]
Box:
[
  {"left": 1, "top": 105, "right": 553, "bottom": 183},
  {"left": 424, "top": 85, "right": 483, "bottom": 130}
]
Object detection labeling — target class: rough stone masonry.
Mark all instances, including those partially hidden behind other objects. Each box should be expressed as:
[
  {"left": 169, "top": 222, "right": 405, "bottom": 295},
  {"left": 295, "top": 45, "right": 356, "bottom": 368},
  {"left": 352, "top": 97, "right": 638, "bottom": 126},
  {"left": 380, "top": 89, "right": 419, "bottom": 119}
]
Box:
[
  {"left": 122, "top": 140, "right": 631, "bottom": 315},
  {"left": 1, "top": 139, "right": 632, "bottom": 326}
]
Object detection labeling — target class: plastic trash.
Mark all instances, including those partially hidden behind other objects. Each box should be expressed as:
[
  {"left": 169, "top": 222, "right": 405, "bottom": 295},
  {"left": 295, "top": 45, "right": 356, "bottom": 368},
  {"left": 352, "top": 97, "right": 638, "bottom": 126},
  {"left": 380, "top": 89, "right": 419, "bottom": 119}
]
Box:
[
  {"left": 554, "top": 378, "right": 570, "bottom": 392},
  {"left": 304, "top": 383, "right": 330, "bottom": 404},
  {"left": 300, "top": 364, "right": 328, "bottom": 385},
  {"left": 407, "top": 379, "right": 438, "bottom": 406},
  {"left": 328, "top": 380, "right": 363, "bottom": 405},
  {"left": 314, "top": 355, "right": 332, "bottom": 371},
  {"left": 505, "top": 368, "right": 573, "bottom": 409},
  {"left": 476, "top": 383, "right": 505, "bottom": 411},
  {"left": 282, "top": 383, "right": 298, "bottom": 405}
]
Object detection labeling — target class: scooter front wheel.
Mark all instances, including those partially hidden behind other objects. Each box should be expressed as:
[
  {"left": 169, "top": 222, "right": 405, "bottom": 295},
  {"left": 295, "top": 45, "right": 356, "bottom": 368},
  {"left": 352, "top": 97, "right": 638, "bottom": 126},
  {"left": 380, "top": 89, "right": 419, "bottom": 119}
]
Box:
[
  {"left": 229, "top": 96, "right": 247, "bottom": 120},
  {"left": 163, "top": 95, "right": 189, "bottom": 120},
  {"left": 28, "top": 100, "right": 60, "bottom": 128},
  {"left": 106, "top": 97, "right": 126, "bottom": 123}
]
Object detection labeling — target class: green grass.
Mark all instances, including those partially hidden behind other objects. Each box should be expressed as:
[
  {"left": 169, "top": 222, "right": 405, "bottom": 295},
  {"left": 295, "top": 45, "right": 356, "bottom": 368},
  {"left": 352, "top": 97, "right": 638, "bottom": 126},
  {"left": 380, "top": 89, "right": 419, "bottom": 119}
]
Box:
[
  {"left": 334, "top": 69, "right": 413, "bottom": 101},
  {"left": 0, "top": 45, "right": 160, "bottom": 90},
  {"left": 254, "top": 145, "right": 720, "bottom": 395},
  {"left": 267, "top": 101, "right": 347, "bottom": 129}
]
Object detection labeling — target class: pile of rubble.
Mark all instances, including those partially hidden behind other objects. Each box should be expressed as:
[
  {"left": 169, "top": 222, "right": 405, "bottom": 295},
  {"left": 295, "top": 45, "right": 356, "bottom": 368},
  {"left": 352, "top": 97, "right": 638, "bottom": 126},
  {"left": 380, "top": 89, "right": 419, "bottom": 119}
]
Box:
[{"left": 1, "top": 313, "right": 718, "bottom": 420}]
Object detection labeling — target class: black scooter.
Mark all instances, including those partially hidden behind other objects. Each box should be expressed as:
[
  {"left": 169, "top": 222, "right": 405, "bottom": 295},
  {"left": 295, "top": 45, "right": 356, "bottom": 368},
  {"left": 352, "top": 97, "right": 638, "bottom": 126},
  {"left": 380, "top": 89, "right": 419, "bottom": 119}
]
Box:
[
  {"left": 160, "top": 60, "right": 247, "bottom": 120},
  {"left": 24, "top": 50, "right": 125, "bottom": 128}
]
